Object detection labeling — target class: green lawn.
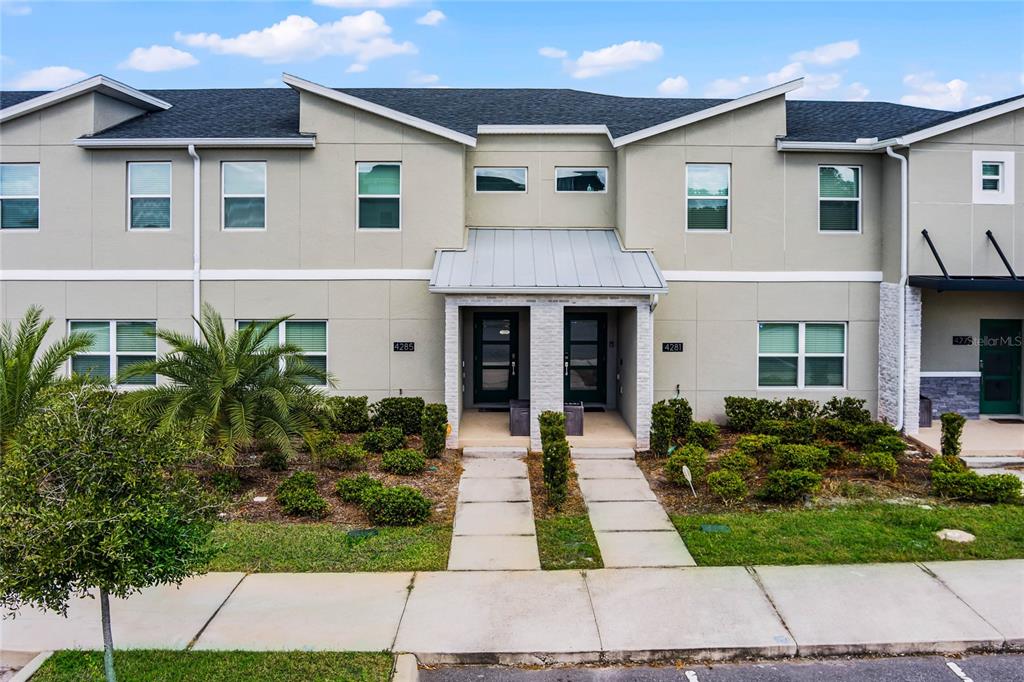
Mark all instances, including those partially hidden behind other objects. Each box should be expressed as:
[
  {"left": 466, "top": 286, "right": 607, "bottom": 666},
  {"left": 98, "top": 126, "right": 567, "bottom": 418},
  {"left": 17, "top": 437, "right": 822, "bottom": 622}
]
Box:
[
  {"left": 674, "top": 503, "right": 1024, "bottom": 566},
  {"left": 32, "top": 651, "right": 392, "bottom": 682},
  {"left": 535, "top": 514, "right": 603, "bottom": 570},
  {"left": 208, "top": 522, "right": 451, "bottom": 572}
]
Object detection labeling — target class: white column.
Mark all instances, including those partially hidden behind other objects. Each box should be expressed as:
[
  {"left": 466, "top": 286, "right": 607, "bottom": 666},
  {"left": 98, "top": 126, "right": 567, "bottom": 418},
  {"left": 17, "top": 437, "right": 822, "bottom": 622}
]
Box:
[
  {"left": 635, "top": 302, "right": 653, "bottom": 450},
  {"left": 529, "top": 300, "right": 564, "bottom": 450},
  {"left": 444, "top": 296, "right": 461, "bottom": 448}
]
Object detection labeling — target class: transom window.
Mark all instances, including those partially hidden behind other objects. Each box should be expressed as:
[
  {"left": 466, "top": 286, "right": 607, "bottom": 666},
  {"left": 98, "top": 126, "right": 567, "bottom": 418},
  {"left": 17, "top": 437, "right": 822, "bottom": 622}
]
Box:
[
  {"left": 475, "top": 167, "right": 527, "bottom": 193},
  {"left": 236, "top": 319, "right": 328, "bottom": 386},
  {"left": 981, "top": 162, "right": 1003, "bottom": 192},
  {"left": 128, "top": 162, "right": 171, "bottom": 230},
  {"left": 686, "top": 164, "right": 730, "bottom": 231},
  {"left": 69, "top": 320, "right": 157, "bottom": 386},
  {"left": 818, "top": 165, "right": 861, "bottom": 232},
  {"left": 222, "top": 161, "right": 266, "bottom": 230},
  {"left": 556, "top": 167, "right": 607, "bottom": 193},
  {"left": 758, "top": 322, "right": 846, "bottom": 388},
  {"left": 0, "top": 163, "right": 40, "bottom": 230},
  {"left": 357, "top": 162, "right": 401, "bottom": 229}
]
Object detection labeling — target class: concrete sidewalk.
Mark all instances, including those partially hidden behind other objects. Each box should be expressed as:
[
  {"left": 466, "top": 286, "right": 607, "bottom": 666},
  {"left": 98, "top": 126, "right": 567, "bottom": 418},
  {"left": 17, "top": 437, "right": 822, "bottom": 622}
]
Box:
[{"left": 2, "top": 561, "right": 1021, "bottom": 665}]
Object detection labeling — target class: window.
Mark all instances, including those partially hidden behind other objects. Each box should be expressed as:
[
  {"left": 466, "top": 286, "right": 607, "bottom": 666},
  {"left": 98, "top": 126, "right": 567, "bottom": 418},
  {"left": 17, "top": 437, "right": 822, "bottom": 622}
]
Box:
[
  {"left": 0, "top": 163, "right": 39, "bottom": 230},
  {"left": 128, "top": 162, "right": 171, "bottom": 230},
  {"left": 972, "top": 151, "right": 1014, "bottom": 204},
  {"left": 474, "top": 167, "right": 527, "bottom": 193},
  {"left": 222, "top": 161, "right": 266, "bottom": 229},
  {"left": 686, "top": 164, "right": 730, "bottom": 231},
  {"left": 757, "top": 322, "right": 846, "bottom": 388},
  {"left": 818, "top": 165, "right": 860, "bottom": 232},
  {"left": 357, "top": 162, "right": 401, "bottom": 229},
  {"left": 69, "top": 320, "right": 157, "bottom": 386},
  {"left": 981, "top": 162, "right": 1002, "bottom": 192},
  {"left": 237, "top": 320, "right": 328, "bottom": 386},
  {"left": 556, "top": 167, "right": 607, "bottom": 193}
]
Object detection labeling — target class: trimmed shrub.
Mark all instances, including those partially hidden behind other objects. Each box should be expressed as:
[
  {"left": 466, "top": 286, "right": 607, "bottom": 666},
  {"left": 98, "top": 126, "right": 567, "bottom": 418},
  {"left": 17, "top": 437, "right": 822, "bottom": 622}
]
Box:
[
  {"left": 421, "top": 403, "right": 448, "bottom": 458},
  {"left": 275, "top": 472, "right": 330, "bottom": 518},
  {"left": 848, "top": 422, "right": 902, "bottom": 449},
  {"left": 815, "top": 418, "right": 858, "bottom": 443},
  {"left": 539, "top": 411, "right": 570, "bottom": 507},
  {"left": 335, "top": 473, "right": 384, "bottom": 503},
  {"left": 716, "top": 450, "right": 756, "bottom": 474},
  {"left": 872, "top": 435, "right": 908, "bottom": 456},
  {"left": 687, "top": 421, "right": 721, "bottom": 450},
  {"left": 758, "top": 469, "right": 822, "bottom": 502},
  {"left": 941, "top": 412, "right": 967, "bottom": 458},
  {"left": 779, "top": 398, "right": 821, "bottom": 421},
  {"left": 724, "top": 396, "right": 782, "bottom": 432},
  {"left": 860, "top": 450, "right": 898, "bottom": 480},
  {"left": 327, "top": 395, "right": 371, "bottom": 433},
  {"left": 665, "top": 444, "right": 708, "bottom": 486},
  {"left": 381, "top": 448, "right": 426, "bottom": 475},
  {"left": 930, "top": 454, "right": 968, "bottom": 475},
  {"left": 650, "top": 401, "right": 675, "bottom": 457},
  {"left": 932, "top": 471, "right": 1022, "bottom": 503},
  {"left": 814, "top": 440, "right": 858, "bottom": 467},
  {"left": 359, "top": 427, "right": 406, "bottom": 453},
  {"left": 260, "top": 448, "right": 289, "bottom": 472},
  {"left": 318, "top": 442, "right": 365, "bottom": 470},
  {"left": 735, "top": 434, "right": 781, "bottom": 462},
  {"left": 708, "top": 470, "right": 748, "bottom": 504},
  {"left": 210, "top": 469, "right": 241, "bottom": 495},
  {"left": 668, "top": 397, "right": 693, "bottom": 440},
  {"left": 362, "top": 485, "right": 432, "bottom": 526},
  {"left": 821, "top": 396, "right": 872, "bottom": 424},
  {"left": 371, "top": 397, "right": 425, "bottom": 435},
  {"left": 771, "top": 444, "right": 830, "bottom": 472},
  {"left": 754, "top": 419, "right": 817, "bottom": 444}
]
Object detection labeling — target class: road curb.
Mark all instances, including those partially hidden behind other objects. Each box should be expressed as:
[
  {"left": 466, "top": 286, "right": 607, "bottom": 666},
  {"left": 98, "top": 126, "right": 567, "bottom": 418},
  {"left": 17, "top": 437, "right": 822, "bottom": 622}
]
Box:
[
  {"left": 8, "top": 651, "right": 53, "bottom": 682},
  {"left": 392, "top": 653, "right": 419, "bottom": 682}
]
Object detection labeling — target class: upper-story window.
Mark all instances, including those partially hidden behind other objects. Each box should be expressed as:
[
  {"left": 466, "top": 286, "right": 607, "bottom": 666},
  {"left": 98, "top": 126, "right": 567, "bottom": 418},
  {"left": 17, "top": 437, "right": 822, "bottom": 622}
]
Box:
[
  {"left": 357, "top": 162, "right": 401, "bottom": 230},
  {"left": 69, "top": 320, "right": 157, "bottom": 386},
  {"left": 818, "top": 165, "right": 860, "bottom": 232},
  {"left": 982, "top": 162, "right": 1003, "bottom": 192},
  {"left": 0, "top": 163, "right": 40, "bottom": 230},
  {"left": 475, "top": 167, "right": 527, "bottom": 193},
  {"left": 128, "top": 162, "right": 171, "bottom": 230},
  {"left": 556, "top": 167, "right": 607, "bottom": 193},
  {"left": 686, "top": 163, "right": 730, "bottom": 231},
  {"left": 222, "top": 161, "right": 266, "bottom": 230},
  {"left": 972, "top": 151, "right": 1014, "bottom": 205}
]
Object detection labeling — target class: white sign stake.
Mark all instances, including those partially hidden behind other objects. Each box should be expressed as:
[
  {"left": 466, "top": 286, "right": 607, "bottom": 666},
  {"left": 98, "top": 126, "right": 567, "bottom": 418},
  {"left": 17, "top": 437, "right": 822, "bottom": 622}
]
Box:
[{"left": 682, "top": 464, "right": 696, "bottom": 497}]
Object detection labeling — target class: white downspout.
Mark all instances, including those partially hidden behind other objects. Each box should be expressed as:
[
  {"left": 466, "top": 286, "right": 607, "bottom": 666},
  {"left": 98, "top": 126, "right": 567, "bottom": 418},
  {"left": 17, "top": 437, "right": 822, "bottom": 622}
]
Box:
[
  {"left": 188, "top": 144, "right": 201, "bottom": 340},
  {"left": 886, "top": 146, "right": 909, "bottom": 432}
]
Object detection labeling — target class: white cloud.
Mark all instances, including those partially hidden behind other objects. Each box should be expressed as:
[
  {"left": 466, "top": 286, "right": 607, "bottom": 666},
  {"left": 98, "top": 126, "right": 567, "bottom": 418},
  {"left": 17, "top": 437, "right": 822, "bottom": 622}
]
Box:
[
  {"left": 410, "top": 71, "right": 439, "bottom": 85},
  {"left": 790, "top": 40, "right": 859, "bottom": 66},
  {"left": 176, "top": 11, "right": 416, "bottom": 66},
  {"left": 900, "top": 72, "right": 969, "bottom": 109},
  {"left": 704, "top": 75, "right": 752, "bottom": 98},
  {"left": 346, "top": 62, "right": 368, "bottom": 73},
  {"left": 416, "top": 10, "right": 445, "bottom": 27},
  {"left": 119, "top": 45, "right": 198, "bottom": 72},
  {"left": 566, "top": 40, "right": 663, "bottom": 79},
  {"left": 313, "top": 0, "right": 413, "bottom": 7},
  {"left": 1, "top": 3, "right": 31, "bottom": 16},
  {"left": 10, "top": 65, "right": 87, "bottom": 90},
  {"left": 845, "top": 82, "right": 870, "bottom": 101},
  {"left": 656, "top": 75, "right": 688, "bottom": 96},
  {"left": 538, "top": 46, "right": 567, "bottom": 59}
]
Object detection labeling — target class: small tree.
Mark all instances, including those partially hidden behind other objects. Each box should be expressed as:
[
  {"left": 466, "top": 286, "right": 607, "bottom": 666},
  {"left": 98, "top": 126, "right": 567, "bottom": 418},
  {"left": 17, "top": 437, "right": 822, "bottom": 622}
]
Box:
[
  {"left": 940, "top": 412, "right": 966, "bottom": 458},
  {"left": 650, "top": 401, "right": 675, "bottom": 457},
  {"left": 0, "top": 385, "right": 217, "bottom": 682},
  {"left": 421, "top": 403, "right": 448, "bottom": 458},
  {"left": 539, "top": 410, "right": 570, "bottom": 508}
]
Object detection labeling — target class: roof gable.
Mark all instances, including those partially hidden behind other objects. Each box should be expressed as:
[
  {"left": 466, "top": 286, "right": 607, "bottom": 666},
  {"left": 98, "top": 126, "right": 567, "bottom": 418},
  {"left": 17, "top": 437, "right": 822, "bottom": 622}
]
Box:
[{"left": 0, "top": 75, "right": 170, "bottom": 124}]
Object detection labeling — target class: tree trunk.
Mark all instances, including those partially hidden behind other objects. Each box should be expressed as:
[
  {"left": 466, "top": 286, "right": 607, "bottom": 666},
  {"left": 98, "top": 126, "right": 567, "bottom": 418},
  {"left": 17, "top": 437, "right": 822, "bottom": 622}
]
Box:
[{"left": 99, "top": 588, "right": 117, "bottom": 682}]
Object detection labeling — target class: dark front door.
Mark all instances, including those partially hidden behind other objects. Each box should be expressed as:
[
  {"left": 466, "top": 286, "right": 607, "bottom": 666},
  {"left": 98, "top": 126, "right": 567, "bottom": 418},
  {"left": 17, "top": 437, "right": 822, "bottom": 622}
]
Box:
[
  {"left": 980, "top": 319, "right": 1022, "bottom": 414},
  {"left": 473, "top": 312, "right": 519, "bottom": 404},
  {"left": 564, "top": 313, "right": 607, "bottom": 404}
]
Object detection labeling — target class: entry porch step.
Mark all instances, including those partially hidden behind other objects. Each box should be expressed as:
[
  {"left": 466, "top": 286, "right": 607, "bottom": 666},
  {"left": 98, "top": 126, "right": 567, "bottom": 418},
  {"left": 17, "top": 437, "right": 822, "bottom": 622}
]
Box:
[
  {"left": 462, "top": 447, "right": 528, "bottom": 459},
  {"left": 571, "top": 447, "right": 635, "bottom": 460}
]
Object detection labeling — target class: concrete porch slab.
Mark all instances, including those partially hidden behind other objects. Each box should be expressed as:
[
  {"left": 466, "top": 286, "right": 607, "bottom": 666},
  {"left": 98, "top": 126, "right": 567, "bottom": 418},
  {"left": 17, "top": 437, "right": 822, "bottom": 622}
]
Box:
[
  {"left": 192, "top": 573, "right": 412, "bottom": 651},
  {"left": 461, "top": 459, "right": 527, "bottom": 479},
  {"left": 916, "top": 418, "right": 1024, "bottom": 457},
  {"left": 453, "top": 502, "right": 536, "bottom": 536},
  {"left": 923, "top": 560, "right": 1024, "bottom": 647},
  {"left": 578, "top": 478, "right": 657, "bottom": 502},
  {"left": 457, "top": 477, "right": 531, "bottom": 502},
  {"left": 571, "top": 448, "right": 635, "bottom": 460},
  {"left": 753, "top": 563, "right": 1005, "bottom": 655},
  {"left": 586, "top": 567, "right": 795, "bottom": 659},
  {"left": 595, "top": 531, "right": 696, "bottom": 568},
  {"left": 962, "top": 456, "right": 1024, "bottom": 468},
  {"left": 573, "top": 460, "right": 645, "bottom": 479},
  {"left": 586, "top": 502, "right": 674, "bottom": 532},
  {"left": 447, "top": 535, "right": 541, "bottom": 571}
]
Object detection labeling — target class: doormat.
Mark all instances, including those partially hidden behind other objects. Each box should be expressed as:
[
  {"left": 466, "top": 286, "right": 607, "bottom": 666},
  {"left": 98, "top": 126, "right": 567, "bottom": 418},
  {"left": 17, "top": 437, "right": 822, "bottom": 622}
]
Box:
[{"left": 991, "top": 418, "right": 1024, "bottom": 424}]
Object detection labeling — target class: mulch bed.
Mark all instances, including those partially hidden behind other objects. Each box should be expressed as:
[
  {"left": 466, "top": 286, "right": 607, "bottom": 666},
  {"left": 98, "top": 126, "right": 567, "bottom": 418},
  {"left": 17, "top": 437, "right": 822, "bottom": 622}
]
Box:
[{"left": 526, "top": 451, "right": 588, "bottom": 519}]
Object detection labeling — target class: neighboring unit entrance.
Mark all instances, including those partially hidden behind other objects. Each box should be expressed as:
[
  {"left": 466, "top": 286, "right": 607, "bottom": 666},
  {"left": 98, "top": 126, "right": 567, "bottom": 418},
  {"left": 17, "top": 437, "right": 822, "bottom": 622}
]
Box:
[
  {"left": 564, "top": 313, "right": 607, "bottom": 404},
  {"left": 980, "top": 319, "right": 1022, "bottom": 415},
  {"left": 473, "top": 312, "right": 519, "bottom": 404}
]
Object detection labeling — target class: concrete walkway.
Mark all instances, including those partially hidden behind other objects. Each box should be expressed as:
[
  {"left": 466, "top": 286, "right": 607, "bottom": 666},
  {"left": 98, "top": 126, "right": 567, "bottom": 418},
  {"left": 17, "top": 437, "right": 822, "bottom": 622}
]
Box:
[
  {"left": 572, "top": 447, "right": 695, "bottom": 568},
  {"left": 3, "top": 560, "right": 1021, "bottom": 664},
  {"left": 447, "top": 448, "right": 540, "bottom": 571}
]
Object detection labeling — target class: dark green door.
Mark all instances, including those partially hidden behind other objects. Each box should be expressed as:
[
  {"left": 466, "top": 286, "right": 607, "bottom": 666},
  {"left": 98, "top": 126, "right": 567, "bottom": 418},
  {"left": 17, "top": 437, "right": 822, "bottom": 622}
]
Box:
[
  {"left": 473, "top": 312, "right": 519, "bottom": 404},
  {"left": 980, "top": 319, "right": 1022, "bottom": 414},
  {"left": 564, "top": 313, "right": 607, "bottom": 404}
]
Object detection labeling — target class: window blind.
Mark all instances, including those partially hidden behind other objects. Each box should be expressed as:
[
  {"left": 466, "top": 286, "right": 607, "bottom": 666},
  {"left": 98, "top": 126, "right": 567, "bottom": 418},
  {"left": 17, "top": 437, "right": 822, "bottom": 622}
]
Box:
[
  {"left": 285, "top": 321, "right": 327, "bottom": 353},
  {"left": 758, "top": 323, "right": 798, "bottom": 353},
  {"left": 71, "top": 321, "right": 110, "bottom": 352},
  {"left": 116, "top": 321, "right": 156, "bottom": 352},
  {"left": 358, "top": 163, "right": 400, "bottom": 195},
  {"left": 129, "top": 163, "right": 170, "bottom": 195},
  {"left": 805, "top": 324, "right": 845, "bottom": 354}
]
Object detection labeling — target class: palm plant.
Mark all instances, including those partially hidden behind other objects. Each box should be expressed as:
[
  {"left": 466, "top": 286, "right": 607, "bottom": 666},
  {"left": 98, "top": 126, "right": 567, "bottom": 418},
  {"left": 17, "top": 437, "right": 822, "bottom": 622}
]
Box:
[
  {"left": 121, "top": 304, "right": 332, "bottom": 464},
  {"left": 0, "top": 306, "right": 94, "bottom": 449}
]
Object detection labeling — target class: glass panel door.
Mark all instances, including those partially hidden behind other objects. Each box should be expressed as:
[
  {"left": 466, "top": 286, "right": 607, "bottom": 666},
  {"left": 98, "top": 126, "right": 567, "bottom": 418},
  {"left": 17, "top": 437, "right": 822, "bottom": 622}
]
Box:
[
  {"left": 473, "top": 312, "right": 518, "bottom": 404},
  {"left": 564, "top": 313, "right": 607, "bottom": 404},
  {"left": 980, "top": 319, "right": 1022, "bottom": 414}
]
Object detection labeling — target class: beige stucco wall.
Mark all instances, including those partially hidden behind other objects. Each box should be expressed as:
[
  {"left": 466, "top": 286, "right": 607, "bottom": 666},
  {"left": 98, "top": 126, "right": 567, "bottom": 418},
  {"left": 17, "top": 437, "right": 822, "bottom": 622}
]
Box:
[{"left": 921, "top": 289, "right": 1024, "bottom": 372}]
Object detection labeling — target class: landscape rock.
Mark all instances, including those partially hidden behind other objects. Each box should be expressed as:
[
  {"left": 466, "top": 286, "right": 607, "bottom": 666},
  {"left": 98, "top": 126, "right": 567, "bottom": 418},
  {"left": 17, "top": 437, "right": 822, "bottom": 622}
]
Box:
[{"left": 936, "top": 529, "right": 976, "bottom": 543}]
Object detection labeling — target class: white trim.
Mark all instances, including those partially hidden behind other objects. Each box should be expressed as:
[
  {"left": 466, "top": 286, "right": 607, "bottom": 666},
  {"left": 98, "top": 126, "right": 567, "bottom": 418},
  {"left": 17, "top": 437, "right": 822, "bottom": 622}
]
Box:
[
  {"left": 661, "top": 270, "right": 883, "bottom": 282},
  {"left": 478, "top": 124, "right": 612, "bottom": 141},
  {"left": 921, "top": 371, "right": 982, "bottom": 378},
  {"left": 0, "top": 162, "right": 40, "bottom": 231},
  {"left": 221, "top": 161, "right": 267, "bottom": 231},
  {"left": 473, "top": 166, "right": 528, "bottom": 194},
  {"left": 612, "top": 79, "right": 804, "bottom": 148},
  {"left": 75, "top": 137, "right": 316, "bottom": 149},
  {"left": 282, "top": 72, "right": 477, "bottom": 147},
  {"left": 817, "top": 164, "right": 862, "bottom": 234},
  {"left": 685, "top": 163, "right": 730, "bottom": 232},
  {"left": 356, "top": 161, "right": 402, "bottom": 231},
  {"left": 972, "top": 151, "right": 1015, "bottom": 205},
  {"left": 127, "top": 161, "right": 172, "bottom": 232},
  {"left": 555, "top": 166, "right": 609, "bottom": 194},
  {"left": 0, "top": 268, "right": 433, "bottom": 281},
  {"left": 777, "top": 139, "right": 889, "bottom": 152},
  {"left": 0, "top": 74, "right": 171, "bottom": 124}
]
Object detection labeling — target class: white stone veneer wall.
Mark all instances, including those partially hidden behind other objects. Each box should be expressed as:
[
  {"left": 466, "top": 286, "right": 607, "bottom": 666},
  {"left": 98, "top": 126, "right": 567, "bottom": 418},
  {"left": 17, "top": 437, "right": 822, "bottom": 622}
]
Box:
[{"left": 877, "top": 283, "right": 922, "bottom": 434}]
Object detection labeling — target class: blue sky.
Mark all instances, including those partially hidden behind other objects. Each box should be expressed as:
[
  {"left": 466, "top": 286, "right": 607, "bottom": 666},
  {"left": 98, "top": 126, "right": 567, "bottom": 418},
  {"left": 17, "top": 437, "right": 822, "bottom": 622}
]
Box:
[{"left": 2, "top": 1, "right": 1022, "bottom": 110}]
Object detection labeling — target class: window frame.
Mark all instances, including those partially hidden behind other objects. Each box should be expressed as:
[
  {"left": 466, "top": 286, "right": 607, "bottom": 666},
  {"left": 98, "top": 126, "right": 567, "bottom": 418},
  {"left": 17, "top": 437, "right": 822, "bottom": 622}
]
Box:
[
  {"left": 0, "top": 162, "right": 41, "bottom": 232},
  {"left": 473, "top": 166, "right": 529, "bottom": 194},
  {"left": 356, "top": 161, "right": 402, "bottom": 231},
  {"left": 980, "top": 161, "right": 1003, "bottom": 193},
  {"left": 221, "top": 160, "right": 267, "bottom": 231},
  {"left": 685, "top": 163, "right": 731, "bottom": 233},
  {"left": 67, "top": 319, "right": 157, "bottom": 388},
  {"left": 127, "top": 161, "right": 172, "bottom": 232},
  {"left": 235, "top": 319, "right": 329, "bottom": 386},
  {"left": 817, "top": 164, "right": 862, "bottom": 234},
  {"left": 554, "top": 166, "right": 609, "bottom": 194},
  {"left": 971, "top": 151, "right": 1014, "bottom": 205},
  {"left": 756, "top": 321, "right": 848, "bottom": 390}
]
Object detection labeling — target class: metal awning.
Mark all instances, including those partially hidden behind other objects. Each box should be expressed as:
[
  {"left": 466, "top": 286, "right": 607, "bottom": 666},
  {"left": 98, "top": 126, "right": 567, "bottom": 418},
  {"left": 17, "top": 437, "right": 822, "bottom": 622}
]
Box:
[
  {"left": 909, "top": 276, "right": 1024, "bottom": 292},
  {"left": 429, "top": 228, "right": 667, "bottom": 295}
]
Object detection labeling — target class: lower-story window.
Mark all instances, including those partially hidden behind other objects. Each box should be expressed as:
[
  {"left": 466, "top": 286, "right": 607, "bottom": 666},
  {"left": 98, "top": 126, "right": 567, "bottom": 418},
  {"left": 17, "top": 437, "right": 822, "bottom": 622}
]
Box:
[
  {"left": 69, "top": 320, "right": 157, "bottom": 385},
  {"left": 758, "top": 322, "right": 846, "bottom": 388},
  {"left": 236, "top": 319, "right": 327, "bottom": 386}
]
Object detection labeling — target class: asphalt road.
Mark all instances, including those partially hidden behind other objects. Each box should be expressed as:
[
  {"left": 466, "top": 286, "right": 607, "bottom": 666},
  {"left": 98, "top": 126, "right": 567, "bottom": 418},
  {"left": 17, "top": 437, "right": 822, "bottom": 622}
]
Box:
[{"left": 420, "top": 654, "right": 1024, "bottom": 681}]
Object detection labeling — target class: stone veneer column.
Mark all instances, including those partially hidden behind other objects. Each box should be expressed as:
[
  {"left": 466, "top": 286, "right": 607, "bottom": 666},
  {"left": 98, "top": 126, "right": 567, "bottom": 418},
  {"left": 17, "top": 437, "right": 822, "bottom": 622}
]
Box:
[
  {"left": 903, "top": 286, "right": 922, "bottom": 435},
  {"left": 529, "top": 300, "right": 564, "bottom": 450},
  {"left": 635, "top": 302, "right": 653, "bottom": 450},
  {"left": 877, "top": 283, "right": 922, "bottom": 434},
  {"left": 444, "top": 296, "right": 461, "bottom": 448}
]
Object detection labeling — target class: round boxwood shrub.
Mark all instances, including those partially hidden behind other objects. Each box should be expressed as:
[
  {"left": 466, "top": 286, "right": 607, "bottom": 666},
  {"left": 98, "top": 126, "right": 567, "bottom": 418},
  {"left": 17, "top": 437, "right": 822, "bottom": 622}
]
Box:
[
  {"left": 209, "top": 469, "right": 242, "bottom": 495},
  {"left": 359, "top": 427, "right": 406, "bottom": 453},
  {"left": 275, "top": 471, "right": 330, "bottom": 518},
  {"left": 820, "top": 396, "right": 871, "bottom": 424},
  {"left": 318, "top": 442, "right": 366, "bottom": 470},
  {"left": 687, "top": 421, "right": 721, "bottom": 451},
  {"left": 757, "top": 469, "right": 822, "bottom": 503},
  {"left": 771, "top": 444, "right": 830, "bottom": 472},
  {"left": 716, "top": 450, "right": 756, "bottom": 474},
  {"left": 335, "top": 473, "right": 384, "bottom": 503},
  {"left": 381, "top": 448, "right": 426, "bottom": 475},
  {"left": 932, "top": 471, "right": 1021, "bottom": 503},
  {"left": 860, "top": 450, "right": 898, "bottom": 480},
  {"left": 664, "top": 444, "right": 707, "bottom": 485},
  {"left": 326, "top": 395, "right": 371, "bottom": 433},
  {"left": 754, "top": 419, "right": 817, "bottom": 444},
  {"left": 362, "top": 485, "right": 432, "bottom": 526},
  {"left": 735, "top": 434, "right": 780, "bottom": 462},
  {"left": 260, "top": 448, "right": 289, "bottom": 472},
  {"left": 707, "top": 470, "right": 748, "bottom": 504},
  {"left": 930, "top": 454, "right": 968, "bottom": 475}
]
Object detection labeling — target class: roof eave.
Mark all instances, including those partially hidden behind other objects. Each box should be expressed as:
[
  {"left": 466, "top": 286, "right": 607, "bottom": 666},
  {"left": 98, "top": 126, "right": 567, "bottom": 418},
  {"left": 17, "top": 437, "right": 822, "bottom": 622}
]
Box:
[
  {"left": 0, "top": 75, "right": 172, "bottom": 124},
  {"left": 74, "top": 137, "right": 317, "bottom": 149},
  {"left": 898, "top": 95, "right": 1024, "bottom": 144},
  {"left": 776, "top": 138, "right": 898, "bottom": 152}
]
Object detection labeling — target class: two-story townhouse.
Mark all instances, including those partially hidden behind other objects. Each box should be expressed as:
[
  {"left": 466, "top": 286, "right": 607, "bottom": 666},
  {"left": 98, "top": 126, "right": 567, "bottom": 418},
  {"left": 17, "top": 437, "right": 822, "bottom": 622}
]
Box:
[{"left": 2, "top": 74, "right": 1022, "bottom": 450}]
